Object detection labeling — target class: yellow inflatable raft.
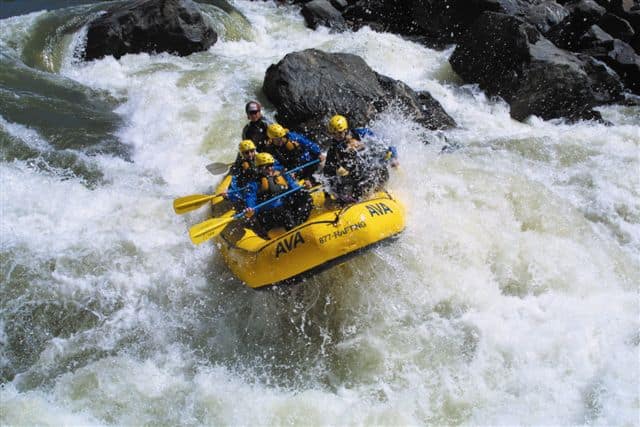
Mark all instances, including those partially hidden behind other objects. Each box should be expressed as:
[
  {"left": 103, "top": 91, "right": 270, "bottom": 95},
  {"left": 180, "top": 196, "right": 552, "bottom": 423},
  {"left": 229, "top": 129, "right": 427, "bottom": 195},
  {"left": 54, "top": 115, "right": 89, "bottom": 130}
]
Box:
[{"left": 208, "top": 175, "right": 405, "bottom": 288}]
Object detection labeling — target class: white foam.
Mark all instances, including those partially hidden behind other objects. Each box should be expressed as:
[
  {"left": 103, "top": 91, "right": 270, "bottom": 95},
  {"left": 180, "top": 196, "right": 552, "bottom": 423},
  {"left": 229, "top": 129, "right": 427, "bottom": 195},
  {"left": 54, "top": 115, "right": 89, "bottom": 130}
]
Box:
[{"left": 1, "top": 1, "right": 639, "bottom": 425}]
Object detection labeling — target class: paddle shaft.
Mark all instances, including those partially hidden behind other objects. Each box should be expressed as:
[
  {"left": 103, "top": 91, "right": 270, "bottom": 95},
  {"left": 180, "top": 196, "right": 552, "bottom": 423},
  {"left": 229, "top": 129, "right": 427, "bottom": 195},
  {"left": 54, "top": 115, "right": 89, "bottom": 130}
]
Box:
[
  {"left": 236, "top": 184, "right": 305, "bottom": 218},
  {"left": 285, "top": 158, "right": 319, "bottom": 175},
  {"left": 173, "top": 184, "right": 249, "bottom": 214},
  {"left": 189, "top": 185, "right": 315, "bottom": 244}
]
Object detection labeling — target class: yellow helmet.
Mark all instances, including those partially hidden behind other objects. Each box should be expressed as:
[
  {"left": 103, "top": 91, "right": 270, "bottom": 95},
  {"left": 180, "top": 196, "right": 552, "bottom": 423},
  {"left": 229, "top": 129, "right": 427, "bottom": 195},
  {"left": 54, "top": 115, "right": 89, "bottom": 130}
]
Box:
[
  {"left": 255, "top": 152, "right": 275, "bottom": 167},
  {"left": 239, "top": 139, "right": 256, "bottom": 152},
  {"left": 267, "top": 123, "right": 287, "bottom": 139},
  {"left": 328, "top": 114, "right": 348, "bottom": 133}
]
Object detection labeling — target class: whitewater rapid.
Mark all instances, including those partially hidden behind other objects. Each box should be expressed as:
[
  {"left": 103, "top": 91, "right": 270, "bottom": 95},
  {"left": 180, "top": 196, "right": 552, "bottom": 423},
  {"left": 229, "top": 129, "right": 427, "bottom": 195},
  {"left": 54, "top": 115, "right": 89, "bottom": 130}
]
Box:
[{"left": 1, "top": 1, "right": 639, "bottom": 425}]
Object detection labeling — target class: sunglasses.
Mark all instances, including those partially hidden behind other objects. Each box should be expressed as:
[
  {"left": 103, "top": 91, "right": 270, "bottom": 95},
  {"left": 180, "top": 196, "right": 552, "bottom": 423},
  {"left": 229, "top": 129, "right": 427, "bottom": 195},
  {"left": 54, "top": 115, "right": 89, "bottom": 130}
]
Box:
[
  {"left": 248, "top": 110, "right": 260, "bottom": 115},
  {"left": 242, "top": 149, "right": 256, "bottom": 154}
]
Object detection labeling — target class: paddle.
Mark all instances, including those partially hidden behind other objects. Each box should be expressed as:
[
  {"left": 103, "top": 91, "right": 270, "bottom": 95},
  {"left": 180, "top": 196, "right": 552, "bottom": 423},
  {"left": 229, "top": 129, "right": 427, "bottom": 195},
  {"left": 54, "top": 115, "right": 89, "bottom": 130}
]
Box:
[
  {"left": 174, "top": 159, "right": 322, "bottom": 215},
  {"left": 205, "top": 157, "right": 320, "bottom": 176},
  {"left": 205, "top": 162, "right": 233, "bottom": 175},
  {"left": 189, "top": 185, "right": 308, "bottom": 245},
  {"left": 173, "top": 192, "right": 226, "bottom": 215}
]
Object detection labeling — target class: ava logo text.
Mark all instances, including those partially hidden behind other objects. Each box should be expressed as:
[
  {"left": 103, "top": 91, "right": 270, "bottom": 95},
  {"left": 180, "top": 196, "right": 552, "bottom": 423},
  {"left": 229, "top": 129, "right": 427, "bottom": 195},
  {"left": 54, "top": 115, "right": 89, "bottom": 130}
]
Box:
[
  {"left": 366, "top": 202, "right": 393, "bottom": 216},
  {"left": 275, "top": 231, "right": 305, "bottom": 258}
]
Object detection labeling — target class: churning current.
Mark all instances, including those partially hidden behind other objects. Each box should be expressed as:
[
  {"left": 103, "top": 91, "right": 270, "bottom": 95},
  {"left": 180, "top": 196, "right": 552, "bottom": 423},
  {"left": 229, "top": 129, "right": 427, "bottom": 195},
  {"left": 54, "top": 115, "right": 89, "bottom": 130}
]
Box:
[{"left": 1, "top": 1, "right": 639, "bottom": 425}]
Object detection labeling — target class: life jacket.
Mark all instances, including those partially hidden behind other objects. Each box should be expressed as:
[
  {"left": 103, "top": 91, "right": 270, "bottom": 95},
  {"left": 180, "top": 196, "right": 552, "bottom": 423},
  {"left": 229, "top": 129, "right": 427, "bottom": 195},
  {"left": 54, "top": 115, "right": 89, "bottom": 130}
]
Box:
[
  {"left": 232, "top": 157, "right": 257, "bottom": 188},
  {"left": 285, "top": 140, "right": 299, "bottom": 152},
  {"left": 257, "top": 171, "right": 289, "bottom": 202},
  {"left": 273, "top": 139, "right": 301, "bottom": 170}
]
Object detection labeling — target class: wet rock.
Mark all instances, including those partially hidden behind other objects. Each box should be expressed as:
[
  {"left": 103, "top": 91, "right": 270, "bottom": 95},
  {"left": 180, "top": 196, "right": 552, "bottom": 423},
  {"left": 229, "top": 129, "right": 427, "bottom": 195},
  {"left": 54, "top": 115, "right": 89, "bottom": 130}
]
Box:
[
  {"left": 83, "top": 0, "right": 217, "bottom": 61},
  {"left": 581, "top": 52, "right": 635, "bottom": 100},
  {"left": 598, "top": 12, "right": 635, "bottom": 41},
  {"left": 376, "top": 75, "right": 458, "bottom": 131},
  {"left": 525, "top": 1, "right": 570, "bottom": 33},
  {"left": 579, "top": 25, "right": 640, "bottom": 93},
  {"left": 450, "top": 11, "right": 624, "bottom": 121},
  {"left": 580, "top": 23, "right": 615, "bottom": 47},
  {"left": 289, "top": 0, "right": 638, "bottom": 111},
  {"left": 301, "top": 0, "right": 347, "bottom": 31},
  {"left": 262, "top": 49, "right": 456, "bottom": 142},
  {"left": 342, "top": 0, "right": 475, "bottom": 45},
  {"left": 329, "top": 0, "right": 350, "bottom": 11},
  {"left": 340, "top": 0, "right": 571, "bottom": 45},
  {"left": 597, "top": 40, "right": 639, "bottom": 93},
  {"left": 546, "top": 0, "right": 607, "bottom": 49}
]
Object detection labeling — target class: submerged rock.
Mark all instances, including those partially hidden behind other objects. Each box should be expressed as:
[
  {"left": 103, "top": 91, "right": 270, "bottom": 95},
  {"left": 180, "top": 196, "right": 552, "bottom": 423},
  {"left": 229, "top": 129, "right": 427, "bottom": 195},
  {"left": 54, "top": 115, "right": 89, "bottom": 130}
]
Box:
[{"left": 83, "top": 0, "right": 217, "bottom": 61}]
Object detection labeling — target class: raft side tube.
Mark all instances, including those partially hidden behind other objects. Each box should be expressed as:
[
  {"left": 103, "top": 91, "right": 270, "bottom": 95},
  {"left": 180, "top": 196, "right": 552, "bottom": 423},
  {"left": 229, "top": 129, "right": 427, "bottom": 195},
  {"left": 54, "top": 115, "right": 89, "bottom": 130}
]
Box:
[{"left": 218, "top": 192, "right": 405, "bottom": 288}]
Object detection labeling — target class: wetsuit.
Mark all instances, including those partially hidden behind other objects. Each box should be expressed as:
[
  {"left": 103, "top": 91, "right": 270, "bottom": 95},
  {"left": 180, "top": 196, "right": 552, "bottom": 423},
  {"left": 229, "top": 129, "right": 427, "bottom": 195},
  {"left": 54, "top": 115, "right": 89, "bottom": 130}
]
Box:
[{"left": 242, "top": 117, "right": 271, "bottom": 153}]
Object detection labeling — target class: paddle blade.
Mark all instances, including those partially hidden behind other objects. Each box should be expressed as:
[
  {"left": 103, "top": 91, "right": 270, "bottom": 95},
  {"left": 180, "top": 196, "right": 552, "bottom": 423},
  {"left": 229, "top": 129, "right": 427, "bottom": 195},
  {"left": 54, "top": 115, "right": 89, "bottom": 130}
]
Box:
[
  {"left": 205, "top": 162, "right": 231, "bottom": 175},
  {"left": 173, "top": 194, "right": 222, "bottom": 215},
  {"left": 189, "top": 216, "right": 235, "bottom": 245}
]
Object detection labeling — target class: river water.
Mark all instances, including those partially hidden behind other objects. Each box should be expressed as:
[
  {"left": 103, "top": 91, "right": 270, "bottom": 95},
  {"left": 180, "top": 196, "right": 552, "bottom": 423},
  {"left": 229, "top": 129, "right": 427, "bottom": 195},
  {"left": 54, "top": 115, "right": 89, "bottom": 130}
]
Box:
[{"left": 1, "top": 1, "right": 639, "bottom": 425}]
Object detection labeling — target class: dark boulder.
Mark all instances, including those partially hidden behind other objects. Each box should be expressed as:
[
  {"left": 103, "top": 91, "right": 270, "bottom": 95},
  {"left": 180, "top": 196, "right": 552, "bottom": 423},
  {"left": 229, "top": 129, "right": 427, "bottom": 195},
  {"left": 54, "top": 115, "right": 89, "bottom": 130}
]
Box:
[
  {"left": 376, "top": 75, "right": 459, "bottom": 131},
  {"left": 450, "top": 12, "right": 624, "bottom": 121},
  {"left": 341, "top": 0, "right": 482, "bottom": 45},
  {"left": 578, "top": 54, "right": 627, "bottom": 103},
  {"left": 580, "top": 24, "right": 640, "bottom": 93},
  {"left": 580, "top": 23, "right": 615, "bottom": 47},
  {"left": 611, "top": 8, "right": 640, "bottom": 52},
  {"left": 340, "top": 0, "right": 571, "bottom": 44},
  {"left": 262, "top": 49, "right": 455, "bottom": 142},
  {"left": 524, "top": 1, "right": 570, "bottom": 33},
  {"left": 291, "top": 0, "right": 352, "bottom": 7},
  {"left": 83, "top": 0, "right": 217, "bottom": 61},
  {"left": 291, "top": 0, "right": 639, "bottom": 101},
  {"left": 546, "top": 0, "right": 607, "bottom": 49},
  {"left": 301, "top": 0, "right": 347, "bottom": 31},
  {"left": 583, "top": 38, "right": 640, "bottom": 93},
  {"left": 598, "top": 12, "right": 635, "bottom": 41},
  {"left": 329, "top": 0, "right": 350, "bottom": 11}
]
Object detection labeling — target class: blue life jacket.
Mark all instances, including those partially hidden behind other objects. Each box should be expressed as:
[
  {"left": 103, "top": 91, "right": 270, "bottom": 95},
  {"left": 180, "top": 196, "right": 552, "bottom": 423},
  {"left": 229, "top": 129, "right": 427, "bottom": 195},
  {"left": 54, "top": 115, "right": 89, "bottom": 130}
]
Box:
[{"left": 244, "top": 170, "right": 300, "bottom": 212}]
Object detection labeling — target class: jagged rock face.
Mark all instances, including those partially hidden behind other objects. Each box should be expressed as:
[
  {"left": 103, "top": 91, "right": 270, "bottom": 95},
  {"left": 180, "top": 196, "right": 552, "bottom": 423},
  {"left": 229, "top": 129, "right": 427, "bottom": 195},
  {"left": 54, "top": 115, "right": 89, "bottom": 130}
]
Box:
[
  {"left": 598, "top": 12, "right": 635, "bottom": 42},
  {"left": 450, "top": 12, "right": 624, "bottom": 121},
  {"left": 301, "top": 0, "right": 347, "bottom": 32},
  {"left": 262, "top": 49, "right": 456, "bottom": 142},
  {"left": 293, "top": 0, "right": 638, "bottom": 121},
  {"left": 83, "top": 0, "right": 217, "bottom": 61},
  {"left": 580, "top": 25, "right": 640, "bottom": 93},
  {"left": 340, "top": 0, "right": 568, "bottom": 44},
  {"left": 525, "top": 1, "right": 570, "bottom": 33},
  {"left": 342, "top": 0, "right": 476, "bottom": 44},
  {"left": 596, "top": 40, "right": 640, "bottom": 93},
  {"left": 546, "top": 0, "right": 607, "bottom": 49},
  {"left": 264, "top": 49, "right": 384, "bottom": 127}
]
